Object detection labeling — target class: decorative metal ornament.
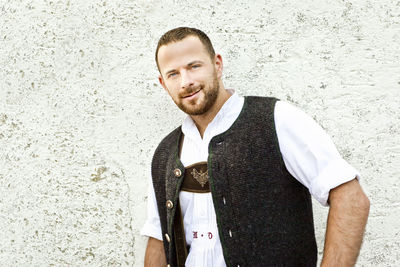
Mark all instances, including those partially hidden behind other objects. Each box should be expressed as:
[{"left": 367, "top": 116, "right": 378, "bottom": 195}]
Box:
[
  {"left": 173, "top": 168, "right": 182, "bottom": 177},
  {"left": 191, "top": 168, "right": 209, "bottom": 187}
]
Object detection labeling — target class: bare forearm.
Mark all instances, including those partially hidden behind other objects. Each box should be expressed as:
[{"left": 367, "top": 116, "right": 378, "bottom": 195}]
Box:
[
  {"left": 144, "top": 237, "right": 167, "bottom": 267},
  {"left": 321, "top": 179, "right": 370, "bottom": 266}
]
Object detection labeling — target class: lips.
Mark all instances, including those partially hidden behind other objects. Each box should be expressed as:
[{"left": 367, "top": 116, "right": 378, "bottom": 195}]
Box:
[{"left": 182, "top": 88, "right": 201, "bottom": 98}]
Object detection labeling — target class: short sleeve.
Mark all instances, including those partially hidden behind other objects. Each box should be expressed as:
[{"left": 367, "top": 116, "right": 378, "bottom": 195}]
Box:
[
  {"left": 140, "top": 175, "right": 163, "bottom": 240},
  {"left": 274, "top": 101, "right": 360, "bottom": 206}
]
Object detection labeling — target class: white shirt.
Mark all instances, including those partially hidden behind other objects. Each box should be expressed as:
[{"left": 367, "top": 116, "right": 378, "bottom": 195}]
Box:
[{"left": 141, "top": 90, "right": 360, "bottom": 267}]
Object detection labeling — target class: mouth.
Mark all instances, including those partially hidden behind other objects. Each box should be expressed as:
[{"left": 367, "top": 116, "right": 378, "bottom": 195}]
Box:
[{"left": 182, "top": 89, "right": 201, "bottom": 99}]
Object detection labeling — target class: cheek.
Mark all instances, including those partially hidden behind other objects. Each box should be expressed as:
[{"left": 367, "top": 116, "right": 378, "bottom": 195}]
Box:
[
  {"left": 165, "top": 85, "right": 180, "bottom": 99},
  {"left": 195, "top": 71, "right": 213, "bottom": 83},
  {"left": 164, "top": 80, "right": 178, "bottom": 92}
]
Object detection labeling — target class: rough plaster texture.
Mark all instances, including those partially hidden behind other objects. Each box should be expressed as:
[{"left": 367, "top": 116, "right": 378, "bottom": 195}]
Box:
[{"left": 0, "top": 0, "right": 399, "bottom": 266}]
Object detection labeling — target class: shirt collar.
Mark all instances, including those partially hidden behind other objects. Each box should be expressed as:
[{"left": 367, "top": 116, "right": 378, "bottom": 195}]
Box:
[{"left": 182, "top": 89, "right": 243, "bottom": 141}]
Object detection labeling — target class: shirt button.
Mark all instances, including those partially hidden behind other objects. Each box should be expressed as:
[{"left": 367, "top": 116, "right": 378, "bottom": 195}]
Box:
[
  {"left": 165, "top": 233, "right": 171, "bottom": 243},
  {"left": 166, "top": 200, "right": 173, "bottom": 209},
  {"left": 173, "top": 168, "right": 182, "bottom": 177},
  {"left": 229, "top": 230, "right": 232, "bottom": 237}
]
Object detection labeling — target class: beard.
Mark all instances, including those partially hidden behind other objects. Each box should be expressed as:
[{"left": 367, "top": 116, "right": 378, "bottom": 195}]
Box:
[{"left": 174, "top": 75, "right": 219, "bottom": 116}]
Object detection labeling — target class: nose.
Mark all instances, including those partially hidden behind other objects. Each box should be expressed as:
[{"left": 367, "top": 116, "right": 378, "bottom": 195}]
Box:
[{"left": 180, "top": 70, "right": 194, "bottom": 90}]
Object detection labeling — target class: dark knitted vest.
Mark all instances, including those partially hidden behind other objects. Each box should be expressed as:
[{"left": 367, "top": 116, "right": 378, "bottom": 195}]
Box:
[{"left": 151, "top": 96, "right": 317, "bottom": 267}]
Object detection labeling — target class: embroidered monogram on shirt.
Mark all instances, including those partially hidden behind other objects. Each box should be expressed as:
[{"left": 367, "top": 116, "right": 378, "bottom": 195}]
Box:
[
  {"left": 191, "top": 168, "right": 209, "bottom": 187},
  {"left": 192, "top": 231, "right": 214, "bottom": 239}
]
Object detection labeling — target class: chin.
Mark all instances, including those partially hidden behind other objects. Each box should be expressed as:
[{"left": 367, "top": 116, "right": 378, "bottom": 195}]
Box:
[
  {"left": 182, "top": 106, "right": 205, "bottom": 115},
  {"left": 179, "top": 101, "right": 209, "bottom": 115}
]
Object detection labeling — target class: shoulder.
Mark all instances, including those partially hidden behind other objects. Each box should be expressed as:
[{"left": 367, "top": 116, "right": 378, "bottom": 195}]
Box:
[
  {"left": 240, "top": 96, "right": 280, "bottom": 121},
  {"left": 273, "top": 100, "right": 319, "bottom": 131},
  {"left": 243, "top": 96, "right": 280, "bottom": 115},
  {"left": 156, "top": 126, "right": 182, "bottom": 148},
  {"left": 152, "top": 126, "right": 182, "bottom": 160},
  {"left": 244, "top": 95, "right": 279, "bottom": 105}
]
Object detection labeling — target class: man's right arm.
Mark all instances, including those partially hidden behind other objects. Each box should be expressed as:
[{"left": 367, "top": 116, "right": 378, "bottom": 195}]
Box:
[
  {"left": 141, "top": 174, "right": 166, "bottom": 266},
  {"left": 144, "top": 237, "right": 167, "bottom": 267}
]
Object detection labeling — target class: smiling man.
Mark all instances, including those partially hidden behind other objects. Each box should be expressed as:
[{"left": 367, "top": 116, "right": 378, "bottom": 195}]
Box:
[{"left": 141, "top": 27, "right": 370, "bottom": 267}]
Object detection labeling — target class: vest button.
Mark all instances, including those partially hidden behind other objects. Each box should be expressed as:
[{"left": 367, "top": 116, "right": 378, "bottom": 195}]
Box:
[
  {"left": 229, "top": 230, "right": 232, "bottom": 237},
  {"left": 165, "top": 233, "right": 171, "bottom": 243},
  {"left": 166, "top": 200, "right": 174, "bottom": 209},
  {"left": 173, "top": 168, "right": 182, "bottom": 177}
]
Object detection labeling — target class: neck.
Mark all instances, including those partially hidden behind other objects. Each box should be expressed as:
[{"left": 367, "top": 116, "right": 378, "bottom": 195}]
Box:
[{"left": 190, "top": 84, "right": 231, "bottom": 138}]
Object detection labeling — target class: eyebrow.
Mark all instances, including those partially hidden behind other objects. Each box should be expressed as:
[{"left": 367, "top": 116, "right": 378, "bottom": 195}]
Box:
[
  {"left": 164, "top": 60, "right": 204, "bottom": 76},
  {"left": 187, "top": 60, "right": 203, "bottom": 66}
]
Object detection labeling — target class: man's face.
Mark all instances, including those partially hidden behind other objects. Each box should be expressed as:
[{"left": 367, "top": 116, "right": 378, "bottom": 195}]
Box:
[{"left": 157, "top": 36, "right": 222, "bottom": 116}]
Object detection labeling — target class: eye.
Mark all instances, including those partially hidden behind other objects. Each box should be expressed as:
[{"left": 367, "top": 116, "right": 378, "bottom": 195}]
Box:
[
  {"left": 192, "top": 64, "right": 200, "bottom": 69},
  {"left": 168, "top": 72, "right": 177, "bottom": 78}
]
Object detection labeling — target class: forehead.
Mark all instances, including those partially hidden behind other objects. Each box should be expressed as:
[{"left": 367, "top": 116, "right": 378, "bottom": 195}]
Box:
[{"left": 157, "top": 36, "right": 210, "bottom": 72}]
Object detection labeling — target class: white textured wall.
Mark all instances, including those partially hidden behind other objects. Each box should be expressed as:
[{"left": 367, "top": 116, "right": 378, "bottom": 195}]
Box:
[{"left": 0, "top": 0, "right": 399, "bottom": 266}]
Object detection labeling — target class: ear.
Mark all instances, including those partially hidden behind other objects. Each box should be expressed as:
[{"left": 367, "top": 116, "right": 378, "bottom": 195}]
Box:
[
  {"left": 158, "top": 75, "right": 168, "bottom": 93},
  {"left": 214, "top": 54, "right": 223, "bottom": 79}
]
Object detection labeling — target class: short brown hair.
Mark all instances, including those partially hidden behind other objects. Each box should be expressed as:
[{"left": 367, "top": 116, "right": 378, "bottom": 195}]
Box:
[{"left": 155, "top": 27, "right": 216, "bottom": 71}]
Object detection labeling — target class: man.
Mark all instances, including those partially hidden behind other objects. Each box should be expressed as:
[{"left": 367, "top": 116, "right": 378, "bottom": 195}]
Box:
[{"left": 141, "top": 27, "right": 370, "bottom": 266}]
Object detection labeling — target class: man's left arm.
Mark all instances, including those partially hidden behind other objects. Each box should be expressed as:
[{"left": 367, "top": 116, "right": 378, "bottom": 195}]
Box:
[
  {"left": 274, "top": 101, "right": 370, "bottom": 265},
  {"left": 321, "top": 178, "right": 370, "bottom": 266}
]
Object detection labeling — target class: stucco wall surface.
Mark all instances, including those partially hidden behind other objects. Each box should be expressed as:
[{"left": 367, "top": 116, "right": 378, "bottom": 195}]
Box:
[{"left": 0, "top": 0, "right": 399, "bottom": 266}]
